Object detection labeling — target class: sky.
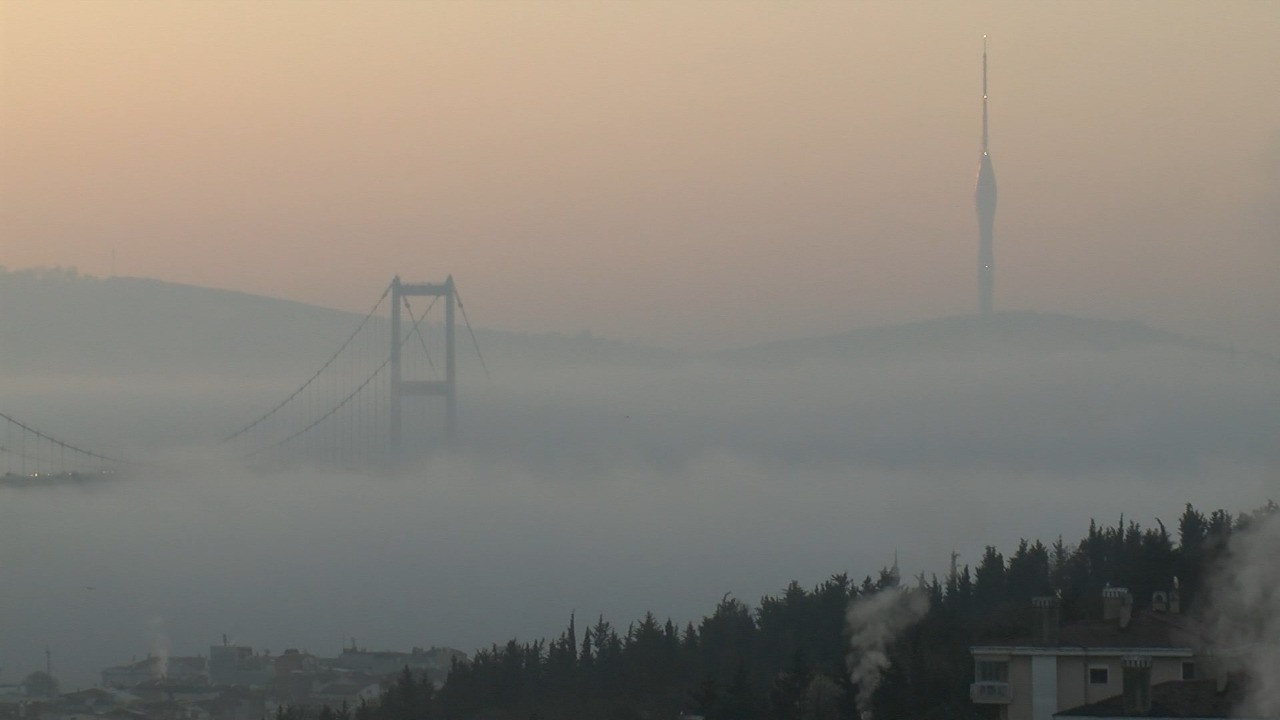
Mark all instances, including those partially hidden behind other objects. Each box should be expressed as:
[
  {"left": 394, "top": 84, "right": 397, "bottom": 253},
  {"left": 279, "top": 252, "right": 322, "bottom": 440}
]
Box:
[{"left": 2, "top": 1, "right": 1279, "bottom": 353}]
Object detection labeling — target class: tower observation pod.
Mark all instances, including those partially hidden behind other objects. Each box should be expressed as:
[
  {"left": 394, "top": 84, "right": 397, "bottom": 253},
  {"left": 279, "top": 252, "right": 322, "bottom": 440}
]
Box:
[{"left": 975, "top": 36, "right": 998, "bottom": 315}]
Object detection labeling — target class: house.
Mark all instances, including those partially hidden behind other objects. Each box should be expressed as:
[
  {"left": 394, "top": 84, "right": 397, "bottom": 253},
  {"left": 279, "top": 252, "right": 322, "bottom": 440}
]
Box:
[
  {"left": 970, "top": 588, "right": 1215, "bottom": 720},
  {"left": 207, "top": 647, "right": 268, "bottom": 689},
  {"left": 1054, "top": 676, "right": 1265, "bottom": 719}
]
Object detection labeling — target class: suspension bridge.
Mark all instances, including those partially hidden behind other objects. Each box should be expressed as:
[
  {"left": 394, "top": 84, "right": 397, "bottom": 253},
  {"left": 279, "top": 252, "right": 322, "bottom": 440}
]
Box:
[{"left": 0, "top": 276, "right": 486, "bottom": 481}]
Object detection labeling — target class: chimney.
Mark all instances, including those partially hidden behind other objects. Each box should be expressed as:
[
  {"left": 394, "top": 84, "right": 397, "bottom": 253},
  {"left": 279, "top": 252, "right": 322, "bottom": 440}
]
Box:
[
  {"left": 1032, "top": 596, "right": 1061, "bottom": 645},
  {"left": 1151, "top": 591, "right": 1169, "bottom": 612},
  {"left": 1122, "top": 655, "right": 1152, "bottom": 714},
  {"left": 1119, "top": 591, "right": 1133, "bottom": 629},
  {"left": 1168, "top": 588, "right": 1181, "bottom": 614}
]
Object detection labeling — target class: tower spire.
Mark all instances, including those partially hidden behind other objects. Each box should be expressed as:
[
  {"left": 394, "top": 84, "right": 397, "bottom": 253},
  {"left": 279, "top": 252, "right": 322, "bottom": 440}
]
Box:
[
  {"left": 974, "top": 37, "right": 998, "bottom": 315},
  {"left": 982, "top": 35, "right": 989, "bottom": 154}
]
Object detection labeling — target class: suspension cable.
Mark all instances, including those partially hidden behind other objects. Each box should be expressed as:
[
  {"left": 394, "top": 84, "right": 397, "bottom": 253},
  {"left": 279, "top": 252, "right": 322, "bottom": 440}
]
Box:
[
  {"left": 0, "top": 410, "right": 130, "bottom": 466},
  {"left": 223, "top": 282, "right": 393, "bottom": 443}
]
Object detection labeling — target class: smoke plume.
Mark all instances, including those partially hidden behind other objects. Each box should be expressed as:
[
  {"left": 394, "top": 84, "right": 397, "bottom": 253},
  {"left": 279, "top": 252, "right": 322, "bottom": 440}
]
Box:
[
  {"left": 845, "top": 586, "right": 930, "bottom": 716},
  {"left": 1207, "top": 504, "right": 1280, "bottom": 717}
]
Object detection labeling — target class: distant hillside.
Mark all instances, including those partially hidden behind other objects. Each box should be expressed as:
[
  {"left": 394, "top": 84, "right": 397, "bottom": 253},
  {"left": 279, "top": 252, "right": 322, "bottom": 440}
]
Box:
[
  {"left": 0, "top": 268, "right": 360, "bottom": 377},
  {"left": 0, "top": 268, "right": 682, "bottom": 379},
  {"left": 721, "top": 311, "right": 1269, "bottom": 366}
]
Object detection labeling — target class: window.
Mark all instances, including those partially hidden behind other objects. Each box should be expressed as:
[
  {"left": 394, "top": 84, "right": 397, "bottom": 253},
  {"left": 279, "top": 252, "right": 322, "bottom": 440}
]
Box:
[
  {"left": 1182, "top": 661, "right": 1195, "bottom": 680},
  {"left": 1089, "top": 665, "right": 1110, "bottom": 685},
  {"left": 976, "top": 660, "right": 1009, "bottom": 683}
]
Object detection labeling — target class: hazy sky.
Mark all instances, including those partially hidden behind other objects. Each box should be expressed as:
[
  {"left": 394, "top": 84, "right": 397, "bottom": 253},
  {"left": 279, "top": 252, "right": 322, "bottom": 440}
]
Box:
[{"left": 3, "top": 1, "right": 1279, "bottom": 352}]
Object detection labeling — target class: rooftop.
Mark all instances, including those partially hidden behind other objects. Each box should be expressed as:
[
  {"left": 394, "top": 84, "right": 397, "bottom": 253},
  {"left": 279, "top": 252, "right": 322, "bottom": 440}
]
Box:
[
  {"left": 975, "top": 608, "right": 1208, "bottom": 651},
  {"left": 1054, "top": 679, "right": 1252, "bottom": 719}
]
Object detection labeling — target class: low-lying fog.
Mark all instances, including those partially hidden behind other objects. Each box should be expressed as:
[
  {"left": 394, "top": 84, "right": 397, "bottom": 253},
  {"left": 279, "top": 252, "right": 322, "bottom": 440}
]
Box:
[{"left": 2, "top": 321, "right": 1278, "bottom": 688}]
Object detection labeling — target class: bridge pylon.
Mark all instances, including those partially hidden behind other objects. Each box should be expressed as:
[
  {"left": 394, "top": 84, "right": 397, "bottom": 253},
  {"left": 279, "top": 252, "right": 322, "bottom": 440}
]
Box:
[{"left": 389, "top": 275, "right": 456, "bottom": 458}]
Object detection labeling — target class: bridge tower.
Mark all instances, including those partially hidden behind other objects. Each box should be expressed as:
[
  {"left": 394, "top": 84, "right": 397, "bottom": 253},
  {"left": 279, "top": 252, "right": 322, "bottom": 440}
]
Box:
[{"left": 389, "top": 275, "right": 456, "bottom": 456}]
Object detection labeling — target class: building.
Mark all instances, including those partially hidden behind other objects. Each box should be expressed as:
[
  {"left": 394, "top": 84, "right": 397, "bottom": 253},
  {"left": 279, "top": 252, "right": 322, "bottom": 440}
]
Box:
[
  {"left": 102, "top": 657, "right": 209, "bottom": 690},
  {"left": 970, "top": 588, "right": 1216, "bottom": 720},
  {"left": 335, "top": 646, "right": 465, "bottom": 686},
  {"left": 208, "top": 647, "right": 268, "bottom": 689}
]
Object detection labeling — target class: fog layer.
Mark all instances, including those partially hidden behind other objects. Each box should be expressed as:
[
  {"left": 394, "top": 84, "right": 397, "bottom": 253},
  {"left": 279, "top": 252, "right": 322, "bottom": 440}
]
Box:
[{"left": 2, "top": 303, "right": 1276, "bottom": 688}]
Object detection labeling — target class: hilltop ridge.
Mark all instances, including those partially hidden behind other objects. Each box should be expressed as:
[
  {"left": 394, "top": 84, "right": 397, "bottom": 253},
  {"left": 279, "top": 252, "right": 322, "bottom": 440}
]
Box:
[
  {"left": 2, "top": 268, "right": 1273, "bottom": 383},
  {"left": 0, "top": 268, "right": 682, "bottom": 378}
]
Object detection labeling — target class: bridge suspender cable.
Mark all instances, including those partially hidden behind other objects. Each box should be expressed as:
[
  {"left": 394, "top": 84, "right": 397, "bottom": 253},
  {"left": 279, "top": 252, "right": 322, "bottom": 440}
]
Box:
[
  {"left": 222, "top": 282, "right": 394, "bottom": 443},
  {"left": 241, "top": 290, "right": 439, "bottom": 460},
  {"left": 452, "top": 282, "right": 491, "bottom": 382}
]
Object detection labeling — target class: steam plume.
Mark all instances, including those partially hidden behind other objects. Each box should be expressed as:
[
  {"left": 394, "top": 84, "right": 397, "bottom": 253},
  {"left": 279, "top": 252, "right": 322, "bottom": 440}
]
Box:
[
  {"left": 1207, "top": 505, "right": 1280, "bottom": 716},
  {"left": 148, "top": 616, "right": 170, "bottom": 679},
  {"left": 845, "top": 587, "right": 930, "bottom": 716}
]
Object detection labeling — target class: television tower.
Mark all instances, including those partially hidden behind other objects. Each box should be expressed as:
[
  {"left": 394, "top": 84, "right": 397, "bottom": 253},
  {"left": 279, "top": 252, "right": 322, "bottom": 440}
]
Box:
[{"left": 975, "top": 36, "right": 998, "bottom": 315}]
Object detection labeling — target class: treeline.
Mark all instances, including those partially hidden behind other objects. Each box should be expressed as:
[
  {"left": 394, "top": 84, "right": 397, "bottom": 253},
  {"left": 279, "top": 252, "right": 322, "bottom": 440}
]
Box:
[{"left": 306, "top": 501, "right": 1275, "bottom": 720}]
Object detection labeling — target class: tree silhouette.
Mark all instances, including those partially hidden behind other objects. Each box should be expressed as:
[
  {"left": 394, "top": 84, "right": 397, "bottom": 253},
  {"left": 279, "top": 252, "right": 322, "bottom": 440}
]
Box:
[
  {"left": 21, "top": 671, "right": 58, "bottom": 698},
  {"left": 284, "top": 501, "right": 1271, "bottom": 720}
]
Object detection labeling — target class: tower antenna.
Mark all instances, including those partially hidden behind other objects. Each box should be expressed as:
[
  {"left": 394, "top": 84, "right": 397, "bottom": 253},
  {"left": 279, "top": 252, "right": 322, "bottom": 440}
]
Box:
[{"left": 982, "top": 35, "right": 989, "bottom": 154}]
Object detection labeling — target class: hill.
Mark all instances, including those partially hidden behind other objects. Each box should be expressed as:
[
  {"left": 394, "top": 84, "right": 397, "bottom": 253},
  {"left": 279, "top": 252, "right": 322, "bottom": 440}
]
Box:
[{"left": 0, "top": 267, "right": 681, "bottom": 379}]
